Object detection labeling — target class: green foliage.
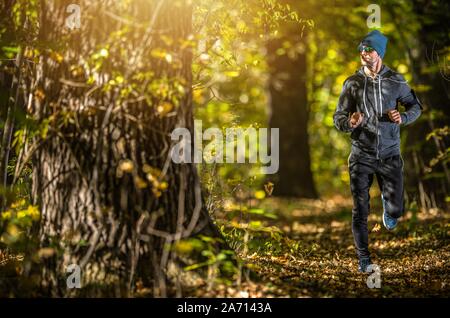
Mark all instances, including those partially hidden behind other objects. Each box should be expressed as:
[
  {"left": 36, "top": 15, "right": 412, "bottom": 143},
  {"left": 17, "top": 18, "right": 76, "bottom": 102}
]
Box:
[
  {"left": 220, "top": 220, "right": 285, "bottom": 256},
  {"left": 174, "top": 234, "right": 238, "bottom": 285},
  {"left": 1, "top": 199, "right": 39, "bottom": 244},
  {"left": 0, "top": 0, "right": 39, "bottom": 58}
]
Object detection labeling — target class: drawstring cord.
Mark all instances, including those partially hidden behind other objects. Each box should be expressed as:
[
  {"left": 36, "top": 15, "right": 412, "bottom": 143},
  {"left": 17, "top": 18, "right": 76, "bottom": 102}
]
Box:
[
  {"left": 378, "top": 75, "right": 382, "bottom": 114},
  {"left": 363, "top": 76, "right": 370, "bottom": 118},
  {"left": 373, "top": 78, "right": 378, "bottom": 115}
]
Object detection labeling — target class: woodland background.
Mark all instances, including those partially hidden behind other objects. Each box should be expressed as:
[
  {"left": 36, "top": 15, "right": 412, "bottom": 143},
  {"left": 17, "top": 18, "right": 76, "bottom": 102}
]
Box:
[{"left": 0, "top": 0, "right": 448, "bottom": 297}]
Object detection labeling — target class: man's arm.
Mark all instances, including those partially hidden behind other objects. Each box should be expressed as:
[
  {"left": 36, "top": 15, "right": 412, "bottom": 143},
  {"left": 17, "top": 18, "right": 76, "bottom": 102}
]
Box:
[
  {"left": 333, "top": 79, "right": 356, "bottom": 132},
  {"left": 398, "top": 83, "right": 422, "bottom": 126}
]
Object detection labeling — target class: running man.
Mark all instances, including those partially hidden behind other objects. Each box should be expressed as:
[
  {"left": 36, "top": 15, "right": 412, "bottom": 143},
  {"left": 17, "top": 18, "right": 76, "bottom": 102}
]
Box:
[{"left": 333, "top": 30, "right": 422, "bottom": 272}]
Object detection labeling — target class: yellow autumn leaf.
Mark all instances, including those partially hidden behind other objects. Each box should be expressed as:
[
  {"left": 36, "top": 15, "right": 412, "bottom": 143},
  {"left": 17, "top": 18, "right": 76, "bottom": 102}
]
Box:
[
  {"left": 1, "top": 211, "right": 12, "bottom": 220},
  {"left": 134, "top": 176, "right": 148, "bottom": 189},
  {"left": 50, "top": 51, "right": 63, "bottom": 63},
  {"left": 34, "top": 88, "right": 46, "bottom": 102},
  {"left": 119, "top": 159, "right": 134, "bottom": 173},
  {"left": 157, "top": 102, "right": 173, "bottom": 116},
  {"left": 99, "top": 48, "right": 109, "bottom": 57},
  {"left": 254, "top": 190, "right": 266, "bottom": 200},
  {"left": 165, "top": 53, "right": 173, "bottom": 63},
  {"left": 174, "top": 241, "right": 194, "bottom": 254},
  {"left": 152, "top": 189, "right": 162, "bottom": 198},
  {"left": 38, "top": 248, "right": 55, "bottom": 259},
  {"left": 264, "top": 181, "right": 274, "bottom": 196},
  {"left": 158, "top": 181, "right": 168, "bottom": 191},
  {"left": 371, "top": 223, "right": 381, "bottom": 233},
  {"left": 224, "top": 70, "right": 240, "bottom": 77},
  {"left": 11, "top": 199, "right": 26, "bottom": 209}
]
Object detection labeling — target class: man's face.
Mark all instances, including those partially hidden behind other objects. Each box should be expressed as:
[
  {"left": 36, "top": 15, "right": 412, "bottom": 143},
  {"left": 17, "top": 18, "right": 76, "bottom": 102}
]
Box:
[{"left": 360, "top": 46, "right": 380, "bottom": 67}]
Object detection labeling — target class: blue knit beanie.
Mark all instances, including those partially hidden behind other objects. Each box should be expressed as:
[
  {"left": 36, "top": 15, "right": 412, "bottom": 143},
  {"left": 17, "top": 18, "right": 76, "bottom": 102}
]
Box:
[{"left": 358, "top": 30, "right": 388, "bottom": 58}]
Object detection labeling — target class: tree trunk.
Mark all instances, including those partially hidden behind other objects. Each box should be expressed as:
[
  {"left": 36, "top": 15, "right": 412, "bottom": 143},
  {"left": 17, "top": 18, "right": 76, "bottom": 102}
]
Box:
[
  {"left": 267, "top": 30, "right": 318, "bottom": 198},
  {"left": 30, "top": 0, "right": 223, "bottom": 297}
]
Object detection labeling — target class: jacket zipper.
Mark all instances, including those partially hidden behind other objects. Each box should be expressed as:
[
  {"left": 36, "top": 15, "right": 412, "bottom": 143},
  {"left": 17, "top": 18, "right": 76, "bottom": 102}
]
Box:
[
  {"left": 372, "top": 79, "right": 380, "bottom": 160},
  {"left": 376, "top": 117, "right": 380, "bottom": 160}
]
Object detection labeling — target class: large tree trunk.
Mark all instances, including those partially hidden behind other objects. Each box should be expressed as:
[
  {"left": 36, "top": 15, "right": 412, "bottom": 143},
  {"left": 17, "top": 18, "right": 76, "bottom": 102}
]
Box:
[
  {"left": 267, "top": 30, "right": 318, "bottom": 198},
  {"left": 30, "top": 0, "right": 223, "bottom": 297}
]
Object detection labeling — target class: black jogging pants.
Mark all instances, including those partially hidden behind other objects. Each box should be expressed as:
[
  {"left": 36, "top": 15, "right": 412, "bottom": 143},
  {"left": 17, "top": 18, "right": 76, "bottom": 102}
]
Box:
[{"left": 348, "top": 154, "right": 405, "bottom": 259}]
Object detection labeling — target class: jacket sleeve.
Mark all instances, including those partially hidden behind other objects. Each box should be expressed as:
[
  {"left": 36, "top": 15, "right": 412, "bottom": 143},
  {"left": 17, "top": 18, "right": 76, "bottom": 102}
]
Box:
[
  {"left": 397, "top": 82, "right": 423, "bottom": 126},
  {"left": 333, "top": 79, "right": 355, "bottom": 133}
]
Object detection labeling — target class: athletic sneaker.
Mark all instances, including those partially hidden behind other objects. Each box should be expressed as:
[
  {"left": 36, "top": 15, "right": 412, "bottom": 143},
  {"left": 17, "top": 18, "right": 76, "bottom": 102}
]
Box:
[{"left": 358, "top": 257, "right": 372, "bottom": 273}]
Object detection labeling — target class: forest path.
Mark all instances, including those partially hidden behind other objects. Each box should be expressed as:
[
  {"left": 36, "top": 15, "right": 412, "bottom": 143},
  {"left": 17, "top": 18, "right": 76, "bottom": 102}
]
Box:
[
  {"left": 199, "top": 196, "right": 449, "bottom": 297},
  {"left": 244, "top": 196, "right": 449, "bottom": 297}
]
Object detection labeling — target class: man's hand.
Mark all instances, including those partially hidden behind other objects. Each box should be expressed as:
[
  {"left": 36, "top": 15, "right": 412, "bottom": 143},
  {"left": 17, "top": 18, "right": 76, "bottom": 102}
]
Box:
[
  {"left": 349, "top": 112, "right": 364, "bottom": 128},
  {"left": 388, "top": 109, "right": 402, "bottom": 124}
]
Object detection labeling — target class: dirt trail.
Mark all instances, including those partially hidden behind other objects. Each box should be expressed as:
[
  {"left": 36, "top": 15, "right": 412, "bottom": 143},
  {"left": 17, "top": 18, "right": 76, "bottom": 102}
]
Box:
[{"left": 233, "top": 196, "right": 449, "bottom": 297}]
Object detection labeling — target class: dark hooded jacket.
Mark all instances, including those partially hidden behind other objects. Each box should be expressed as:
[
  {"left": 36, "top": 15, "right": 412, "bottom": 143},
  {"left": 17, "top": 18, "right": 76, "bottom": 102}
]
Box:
[{"left": 333, "top": 65, "right": 422, "bottom": 160}]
